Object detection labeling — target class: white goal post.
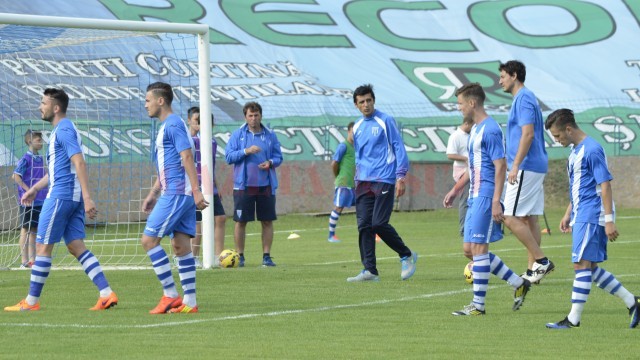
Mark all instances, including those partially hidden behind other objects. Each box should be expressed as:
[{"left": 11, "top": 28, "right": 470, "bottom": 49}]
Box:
[{"left": 0, "top": 13, "right": 217, "bottom": 269}]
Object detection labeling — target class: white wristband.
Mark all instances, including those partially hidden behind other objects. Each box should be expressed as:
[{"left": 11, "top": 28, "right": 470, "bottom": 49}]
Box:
[{"left": 604, "top": 214, "right": 614, "bottom": 223}]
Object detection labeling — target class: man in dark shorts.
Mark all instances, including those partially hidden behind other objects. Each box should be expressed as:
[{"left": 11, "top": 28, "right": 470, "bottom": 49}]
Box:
[{"left": 225, "top": 102, "right": 283, "bottom": 267}]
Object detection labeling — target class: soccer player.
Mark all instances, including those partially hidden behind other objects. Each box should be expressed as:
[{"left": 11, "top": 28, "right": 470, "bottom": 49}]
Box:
[
  {"left": 225, "top": 102, "right": 283, "bottom": 267},
  {"left": 499, "top": 60, "right": 554, "bottom": 283},
  {"left": 141, "top": 82, "right": 208, "bottom": 314},
  {"left": 12, "top": 130, "right": 47, "bottom": 268},
  {"left": 347, "top": 84, "right": 417, "bottom": 282},
  {"left": 544, "top": 109, "right": 640, "bottom": 329},
  {"left": 327, "top": 121, "right": 356, "bottom": 243},
  {"left": 5, "top": 88, "right": 117, "bottom": 312},
  {"left": 186, "top": 106, "right": 226, "bottom": 268},
  {"left": 446, "top": 117, "right": 473, "bottom": 241},
  {"left": 444, "top": 83, "right": 531, "bottom": 315}
]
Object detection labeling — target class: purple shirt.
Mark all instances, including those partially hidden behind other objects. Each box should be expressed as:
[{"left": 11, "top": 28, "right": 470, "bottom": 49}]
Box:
[
  {"left": 14, "top": 151, "right": 47, "bottom": 206},
  {"left": 193, "top": 135, "right": 219, "bottom": 195}
]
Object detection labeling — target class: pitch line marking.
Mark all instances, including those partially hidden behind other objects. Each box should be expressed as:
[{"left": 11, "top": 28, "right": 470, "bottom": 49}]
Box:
[{"left": 1, "top": 273, "right": 638, "bottom": 330}]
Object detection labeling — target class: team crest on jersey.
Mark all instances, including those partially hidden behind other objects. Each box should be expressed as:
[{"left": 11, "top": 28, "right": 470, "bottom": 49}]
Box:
[{"left": 372, "top": 127, "right": 379, "bottom": 136}]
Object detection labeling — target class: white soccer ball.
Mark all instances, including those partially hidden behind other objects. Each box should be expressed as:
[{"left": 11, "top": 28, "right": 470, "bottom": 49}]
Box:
[{"left": 219, "top": 249, "right": 240, "bottom": 268}]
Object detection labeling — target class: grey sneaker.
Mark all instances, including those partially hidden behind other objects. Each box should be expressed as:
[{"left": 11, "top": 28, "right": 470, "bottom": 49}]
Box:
[
  {"left": 347, "top": 270, "right": 380, "bottom": 282},
  {"left": 400, "top": 251, "right": 418, "bottom": 280},
  {"left": 452, "top": 303, "right": 485, "bottom": 316}
]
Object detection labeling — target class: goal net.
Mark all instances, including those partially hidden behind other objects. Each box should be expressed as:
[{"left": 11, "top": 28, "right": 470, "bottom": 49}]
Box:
[{"left": 0, "top": 14, "right": 214, "bottom": 269}]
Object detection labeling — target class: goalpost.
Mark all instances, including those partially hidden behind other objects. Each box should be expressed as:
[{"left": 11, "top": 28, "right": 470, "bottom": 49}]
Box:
[{"left": 0, "top": 13, "right": 217, "bottom": 269}]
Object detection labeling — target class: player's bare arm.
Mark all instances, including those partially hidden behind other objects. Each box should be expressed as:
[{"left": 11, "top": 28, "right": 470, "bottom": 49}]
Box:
[
  {"left": 508, "top": 123, "right": 534, "bottom": 184},
  {"left": 492, "top": 158, "right": 506, "bottom": 223},
  {"left": 600, "top": 180, "right": 618, "bottom": 241},
  {"left": 70, "top": 153, "right": 97, "bottom": 219},
  {"left": 142, "top": 179, "right": 161, "bottom": 214},
  {"left": 443, "top": 170, "right": 470, "bottom": 208},
  {"left": 560, "top": 204, "right": 572, "bottom": 233},
  {"left": 180, "top": 148, "right": 209, "bottom": 210},
  {"left": 332, "top": 161, "right": 339, "bottom": 177},
  {"left": 447, "top": 154, "right": 468, "bottom": 162},
  {"left": 396, "top": 177, "right": 406, "bottom": 198},
  {"left": 12, "top": 173, "right": 30, "bottom": 192}
]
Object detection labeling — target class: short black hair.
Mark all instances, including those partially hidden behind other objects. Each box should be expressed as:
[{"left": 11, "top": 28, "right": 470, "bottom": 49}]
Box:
[
  {"left": 43, "top": 88, "right": 69, "bottom": 113},
  {"left": 187, "top": 106, "right": 214, "bottom": 125},
  {"left": 146, "top": 82, "right": 173, "bottom": 105},
  {"left": 347, "top": 121, "right": 355, "bottom": 131},
  {"left": 499, "top": 60, "right": 526, "bottom": 83},
  {"left": 455, "top": 83, "right": 486, "bottom": 104},
  {"left": 353, "top": 84, "right": 375, "bottom": 104},
  {"left": 545, "top": 108, "right": 577, "bottom": 130}
]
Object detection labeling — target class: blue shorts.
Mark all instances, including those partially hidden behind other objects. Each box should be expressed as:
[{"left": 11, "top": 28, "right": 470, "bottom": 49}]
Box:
[
  {"left": 333, "top": 187, "right": 356, "bottom": 208},
  {"left": 463, "top": 197, "right": 503, "bottom": 244},
  {"left": 36, "top": 198, "right": 85, "bottom": 245},
  {"left": 144, "top": 194, "right": 196, "bottom": 238},
  {"left": 572, "top": 222, "right": 607, "bottom": 263}
]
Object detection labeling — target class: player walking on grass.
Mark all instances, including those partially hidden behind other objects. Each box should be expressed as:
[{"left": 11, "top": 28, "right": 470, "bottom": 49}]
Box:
[
  {"left": 544, "top": 109, "right": 640, "bottom": 329},
  {"left": 347, "top": 84, "right": 417, "bottom": 282},
  {"left": 327, "top": 122, "right": 356, "bottom": 243},
  {"left": 5, "top": 88, "right": 117, "bottom": 312},
  {"left": 141, "top": 82, "right": 208, "bottom": 314},
  {"left": 444, "top": 83, "right": 531, "bottom": 315},
  {"left": 499, "top": 60, "right": 554, "bottom": 283}
]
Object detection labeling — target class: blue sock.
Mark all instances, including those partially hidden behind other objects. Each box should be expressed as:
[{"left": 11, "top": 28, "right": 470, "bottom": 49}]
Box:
[
  {"left": 329, "top": 210, "right": 341, "bottom": 237},
  {"left": 78, "top": 250, "right": 112, "bottom": 297},
  {"left": 26, "top": 255, "right": 52, "bottom": 305},
  {"left": 568, "top": 269, "right": 592, "bottom": 325},
  {"left": 472, "top": 253, "right": 490, "bottom": 311},
  {"left": 147, "top": 245, "right": 179, "bottom": 298},
  {"left": 489, "top": 253, "right": 523, "bottom": 288},
  {"left": 176, "top": 252, "right": 197, "bottom": 307}
]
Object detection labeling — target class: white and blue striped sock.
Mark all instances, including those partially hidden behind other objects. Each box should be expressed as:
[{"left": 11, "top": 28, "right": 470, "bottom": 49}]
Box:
[
  {"left": 472, "top": 253, "right": 490, "bottom": 311},
  {"left": 78, "top": 250, "right": 112, "bottom": 297},
  {"left": 147, "top": 245, "right": 179, "bottom": 298},
  {"left": 329, "top": 210, "right": 341, "bottom": 237},
  {"left": 568, "top": 269, "right": 592, "bottom": 325},
  {"left": 26, "top": 255, "right": 52, "bottom": 305},
  {"left": 176, "top": 252, "right": 197, "bottom": 307},
  {"left": 489, "top": 253, "right": 523, "bottom": 288},
  {"left": 592, "top": 266, "right": 636, "bottom": 308}
]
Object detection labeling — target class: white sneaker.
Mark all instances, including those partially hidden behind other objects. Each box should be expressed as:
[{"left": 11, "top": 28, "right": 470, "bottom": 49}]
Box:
[
  {"left": 530, "top": 260, "right": 555, "bottom": 283},
  {"left": 347, "top": 270, "right": 380, "bottom": 282},
  {"left": 400, "top": 251, "right": 418, "bottom": 280}
]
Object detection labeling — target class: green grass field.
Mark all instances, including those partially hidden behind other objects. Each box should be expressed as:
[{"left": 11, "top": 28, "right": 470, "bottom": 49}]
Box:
[{"left": 1, "top": 208, "right": 639, "bottom": 359}]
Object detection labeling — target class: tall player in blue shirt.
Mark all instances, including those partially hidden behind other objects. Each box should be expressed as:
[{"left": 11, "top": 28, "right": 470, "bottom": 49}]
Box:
[
  {"left": 141, "top": 82, "right": 208, "bottom": 314},
  {"left": 544, "top": 109, "right": 639, "bottom": 329},
  {"left": 499, "top": 60, "right": 554, "bottom": 284},
  {"left": 444, "top": 83, "right": 531, "bottom": 315},
  {"left": 346, "top": 84, "right": 417, "bottom": 282},
  {"left": 5, "top": 88, "right": 117, "bottom": 312}
]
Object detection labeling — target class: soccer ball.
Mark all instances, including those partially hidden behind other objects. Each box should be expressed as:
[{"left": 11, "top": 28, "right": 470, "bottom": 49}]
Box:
[
  {"left": 463, "top": 261, "right": 474, "bottom": 284},
  {"left": 219, "top": 249, "right": 240, "bottom": 268}
]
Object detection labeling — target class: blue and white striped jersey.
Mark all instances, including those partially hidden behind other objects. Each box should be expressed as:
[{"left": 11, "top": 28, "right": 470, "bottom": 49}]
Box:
[
  {"left": 154, "top": 114, "right": 195, "bottom": 196},
  {"left": 468, "top": 116, "right": 505, "bottom": 199},
  {"left": 568, "top": 136, "right": 614, "bottom": 226},
  {"left": 47, "top": 118, "right": 83, "bottom": 201}
]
